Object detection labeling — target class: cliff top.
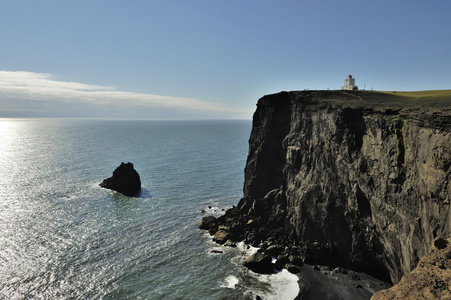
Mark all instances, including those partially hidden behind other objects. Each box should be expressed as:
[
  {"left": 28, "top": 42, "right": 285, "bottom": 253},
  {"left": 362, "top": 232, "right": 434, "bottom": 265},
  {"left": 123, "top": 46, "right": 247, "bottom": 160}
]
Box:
[{"left": 286, "top": 89, "right": 451, "bottom": 115}]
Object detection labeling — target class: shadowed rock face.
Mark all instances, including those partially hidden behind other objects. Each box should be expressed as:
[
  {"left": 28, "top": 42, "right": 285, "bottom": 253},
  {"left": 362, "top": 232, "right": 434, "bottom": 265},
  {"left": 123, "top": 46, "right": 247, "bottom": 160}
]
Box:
[
  {"left": 238, "top": 91, "right": 451, "bottom": 283},
  {"left": 100, "top": 162, "right": 141, "bottom": 196}
]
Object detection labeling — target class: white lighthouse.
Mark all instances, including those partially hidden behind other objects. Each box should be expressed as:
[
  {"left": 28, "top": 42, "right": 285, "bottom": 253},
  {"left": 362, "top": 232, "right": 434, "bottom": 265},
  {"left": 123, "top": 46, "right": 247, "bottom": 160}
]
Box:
[{"left": 342, "top": 74, "right": 358, "bottom": 90}]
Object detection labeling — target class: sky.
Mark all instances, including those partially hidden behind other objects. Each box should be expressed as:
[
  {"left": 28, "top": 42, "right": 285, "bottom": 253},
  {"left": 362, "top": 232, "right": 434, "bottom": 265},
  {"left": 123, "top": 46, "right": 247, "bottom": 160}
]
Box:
[{"left": 1, "top": 0, "right": 450, "bottom": 119}]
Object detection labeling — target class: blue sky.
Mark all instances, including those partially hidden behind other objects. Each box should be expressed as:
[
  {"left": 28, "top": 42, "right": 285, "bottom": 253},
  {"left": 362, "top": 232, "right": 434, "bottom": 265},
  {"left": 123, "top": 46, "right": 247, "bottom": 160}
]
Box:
[{"left": 1, "top": 0, "right": 450, "bottom": 119}]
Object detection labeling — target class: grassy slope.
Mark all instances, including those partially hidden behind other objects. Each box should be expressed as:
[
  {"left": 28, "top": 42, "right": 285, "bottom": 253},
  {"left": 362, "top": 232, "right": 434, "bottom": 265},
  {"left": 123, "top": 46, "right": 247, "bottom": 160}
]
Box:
[
  {"left": 305, "top": 90, "right": 451, "bottom": 111},
  {"left": 376, "top": 90, "right": 451, "bottom": 108}
]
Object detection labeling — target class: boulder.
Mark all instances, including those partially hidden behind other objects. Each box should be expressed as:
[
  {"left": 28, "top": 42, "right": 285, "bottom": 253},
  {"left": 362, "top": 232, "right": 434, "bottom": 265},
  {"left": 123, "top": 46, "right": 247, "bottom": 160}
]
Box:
[
  {"left": 265, "top": 244, "right": 283, "bottom": 257},
  {"left": 213, "top": 230, "right": 232, "bottom": 244},
  {"left": 224, "top": 239, "right": 237, "bottom": 247},
  {"left": 243, "top": 252, "right": 274, "bottom": 274},
  {"left": 288, "top": 255, "right": 304, "bottom": 267},
  {"left": 286, "top": 263, "right": 301, "bottom": 274},
  {"left": 100, "top": 162, "right": 141, "bottom": 196},
  {"left": 275, "top": 255, "right": 290, "bottom": 270},
  {"left": 198, "top": 216, "right": 217, "bottom": 231}
]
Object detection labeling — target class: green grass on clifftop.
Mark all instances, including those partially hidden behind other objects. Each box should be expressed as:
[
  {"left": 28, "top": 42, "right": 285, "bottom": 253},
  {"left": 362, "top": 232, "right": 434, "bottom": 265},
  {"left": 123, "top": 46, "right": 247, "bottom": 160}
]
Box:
[{"left": 305, "top": 89, "right": 451, "bottom": 111}]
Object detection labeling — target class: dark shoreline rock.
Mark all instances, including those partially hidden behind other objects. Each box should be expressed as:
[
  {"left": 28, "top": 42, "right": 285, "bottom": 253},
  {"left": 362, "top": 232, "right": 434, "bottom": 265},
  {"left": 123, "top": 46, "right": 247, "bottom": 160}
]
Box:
[
  {"left": 212, "top": 228, "right": 232, "bottom": 244},
  {"left": 198, "top": 216, "right": 217, "bottom": 231},
  {"left": 100, "top": 162, "right": 141, "bottom": 196},
  {"left": 243, "top": 251, "right": 274, "bottom": 274}
]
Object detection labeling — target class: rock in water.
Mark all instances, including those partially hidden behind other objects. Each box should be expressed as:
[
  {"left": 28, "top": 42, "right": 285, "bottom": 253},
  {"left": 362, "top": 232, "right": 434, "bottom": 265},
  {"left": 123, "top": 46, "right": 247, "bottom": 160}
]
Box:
[
  {"left": 100, "top": 162, "right": 141, "bottom": 196},
  {"left": 212, "top": 229, "right": 232, "bottom": 244},
  {"left": 198, "top": 216, "right": 218, "bottom": 231}
]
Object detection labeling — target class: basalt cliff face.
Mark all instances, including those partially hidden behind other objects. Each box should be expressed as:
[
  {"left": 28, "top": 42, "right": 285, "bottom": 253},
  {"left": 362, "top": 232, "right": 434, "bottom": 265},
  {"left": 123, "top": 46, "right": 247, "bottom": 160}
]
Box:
[{"left": 240, "top": 90, "right": 451, "bottom": 284}]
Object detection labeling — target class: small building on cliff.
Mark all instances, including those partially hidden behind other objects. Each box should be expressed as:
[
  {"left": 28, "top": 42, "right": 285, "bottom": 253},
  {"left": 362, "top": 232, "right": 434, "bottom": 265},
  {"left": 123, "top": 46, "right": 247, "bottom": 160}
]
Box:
[{"left": 342, "top": 74, "right": 358, "bottom": 90}]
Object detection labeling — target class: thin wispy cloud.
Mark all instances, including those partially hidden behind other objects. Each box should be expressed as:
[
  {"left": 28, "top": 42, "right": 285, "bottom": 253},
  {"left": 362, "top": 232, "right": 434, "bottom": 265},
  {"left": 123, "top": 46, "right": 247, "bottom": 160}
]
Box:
[{"left": 0, "top": 71, "right": 251, "bottom": 118}]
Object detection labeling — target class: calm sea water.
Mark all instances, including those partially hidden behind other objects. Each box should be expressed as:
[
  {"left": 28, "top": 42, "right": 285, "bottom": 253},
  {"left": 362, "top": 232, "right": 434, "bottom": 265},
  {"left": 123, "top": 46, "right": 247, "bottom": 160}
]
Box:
[{"left": 0, "top": 119, "right": 299, "bottom": 300}]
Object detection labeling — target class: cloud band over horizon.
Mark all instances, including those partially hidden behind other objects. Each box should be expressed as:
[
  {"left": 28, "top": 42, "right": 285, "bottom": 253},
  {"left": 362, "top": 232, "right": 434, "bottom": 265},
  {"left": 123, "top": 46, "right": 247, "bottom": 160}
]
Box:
[{"left": 0, "top": 71, "right": 252, "bottom": 119}]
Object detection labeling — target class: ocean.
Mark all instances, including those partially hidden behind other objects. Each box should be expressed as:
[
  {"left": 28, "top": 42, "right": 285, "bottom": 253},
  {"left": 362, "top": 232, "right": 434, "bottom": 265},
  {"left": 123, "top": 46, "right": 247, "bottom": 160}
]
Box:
[{"left": 0, "top": 119, "right": 299, "bottom": 299}]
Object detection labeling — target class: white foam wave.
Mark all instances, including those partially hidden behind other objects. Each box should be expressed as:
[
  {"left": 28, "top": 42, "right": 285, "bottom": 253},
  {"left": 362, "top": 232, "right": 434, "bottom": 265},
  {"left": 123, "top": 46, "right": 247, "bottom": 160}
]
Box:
[
  {"left": 251, "top": 269, "right": 299, "bottom": 300},
  {"left": 221, "top": 275, "right": 239, "bottom": 289},
  {"left": 201, "top": 223, "right": 299, "bottom": 299},
  {"left": 60, "top": 195, "right": 78, "bottom": 201},
  {"left": 237, "top": 241, "right": 259, "bottom": 256},
  {"left": 233, "top": 242, "right": 299, "bottom": 299},
  {"left": 200, "top": 204, "right": 224, "bottom": 217}
]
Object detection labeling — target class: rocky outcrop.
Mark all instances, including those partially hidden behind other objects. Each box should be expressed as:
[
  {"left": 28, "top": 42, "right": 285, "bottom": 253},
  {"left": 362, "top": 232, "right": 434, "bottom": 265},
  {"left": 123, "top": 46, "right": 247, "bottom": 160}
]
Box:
[
  {"left": 200, "top": 90, "right": 451, "bottom": 284},
  {"left": 100, "top": 162, "right": 141, "bottom": 196},
  {"left": 371, "top": 238, "right": 451, "bottom": 299},
  {"left": 243, "top": 251, "right": 275, "bottom": 274},
  {"left": 212, "top": 227, "right": 232, "bottom": 244}
]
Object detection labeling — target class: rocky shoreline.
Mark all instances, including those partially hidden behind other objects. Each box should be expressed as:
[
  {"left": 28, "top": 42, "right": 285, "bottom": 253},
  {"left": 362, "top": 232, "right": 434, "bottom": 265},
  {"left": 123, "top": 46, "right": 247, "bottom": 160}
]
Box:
[
  {"left": 199, "top": 195, "right": 342, "bottom": 276},
  {"left": 199, "top": 195, "right": 450, "bottom": 299},
  {"left": 199, "top": 210, "right": 391, "bottom": 299}
]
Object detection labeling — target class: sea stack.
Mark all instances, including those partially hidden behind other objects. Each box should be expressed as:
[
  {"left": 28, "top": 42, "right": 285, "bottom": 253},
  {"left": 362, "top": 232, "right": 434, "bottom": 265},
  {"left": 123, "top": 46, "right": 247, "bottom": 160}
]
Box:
[{"left": 100, "top": 162, "right": 141, "bottom": 196}]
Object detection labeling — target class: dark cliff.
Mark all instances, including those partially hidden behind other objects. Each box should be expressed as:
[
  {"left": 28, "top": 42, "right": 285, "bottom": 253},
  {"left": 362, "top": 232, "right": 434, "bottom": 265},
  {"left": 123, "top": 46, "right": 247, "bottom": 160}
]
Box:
[{"left": 242, "top": 90, "right": 451, "bottom": 283}]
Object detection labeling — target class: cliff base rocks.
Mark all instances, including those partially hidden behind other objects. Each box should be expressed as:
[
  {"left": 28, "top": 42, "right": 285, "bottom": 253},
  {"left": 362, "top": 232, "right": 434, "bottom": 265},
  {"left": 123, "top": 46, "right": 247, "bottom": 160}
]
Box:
[
  {"left": 199, "top": 193, "right": 344, "bottom": 274},
  {"left": 100, "top": 162, "right": 141, "bottom": 196}
]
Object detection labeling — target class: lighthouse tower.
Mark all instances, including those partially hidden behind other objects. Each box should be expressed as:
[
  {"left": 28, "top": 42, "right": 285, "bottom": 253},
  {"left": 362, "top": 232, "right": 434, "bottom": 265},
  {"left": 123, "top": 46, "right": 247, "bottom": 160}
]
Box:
[{"left": 342, "top": 74, "right": 358, "bottom": 90}]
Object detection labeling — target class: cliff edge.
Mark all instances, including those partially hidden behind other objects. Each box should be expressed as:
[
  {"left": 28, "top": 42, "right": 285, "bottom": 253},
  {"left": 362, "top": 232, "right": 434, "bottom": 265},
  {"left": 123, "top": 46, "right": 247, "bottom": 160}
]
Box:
[{"left": 205, "top": 90, "right": 451, "bottom": 286}]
